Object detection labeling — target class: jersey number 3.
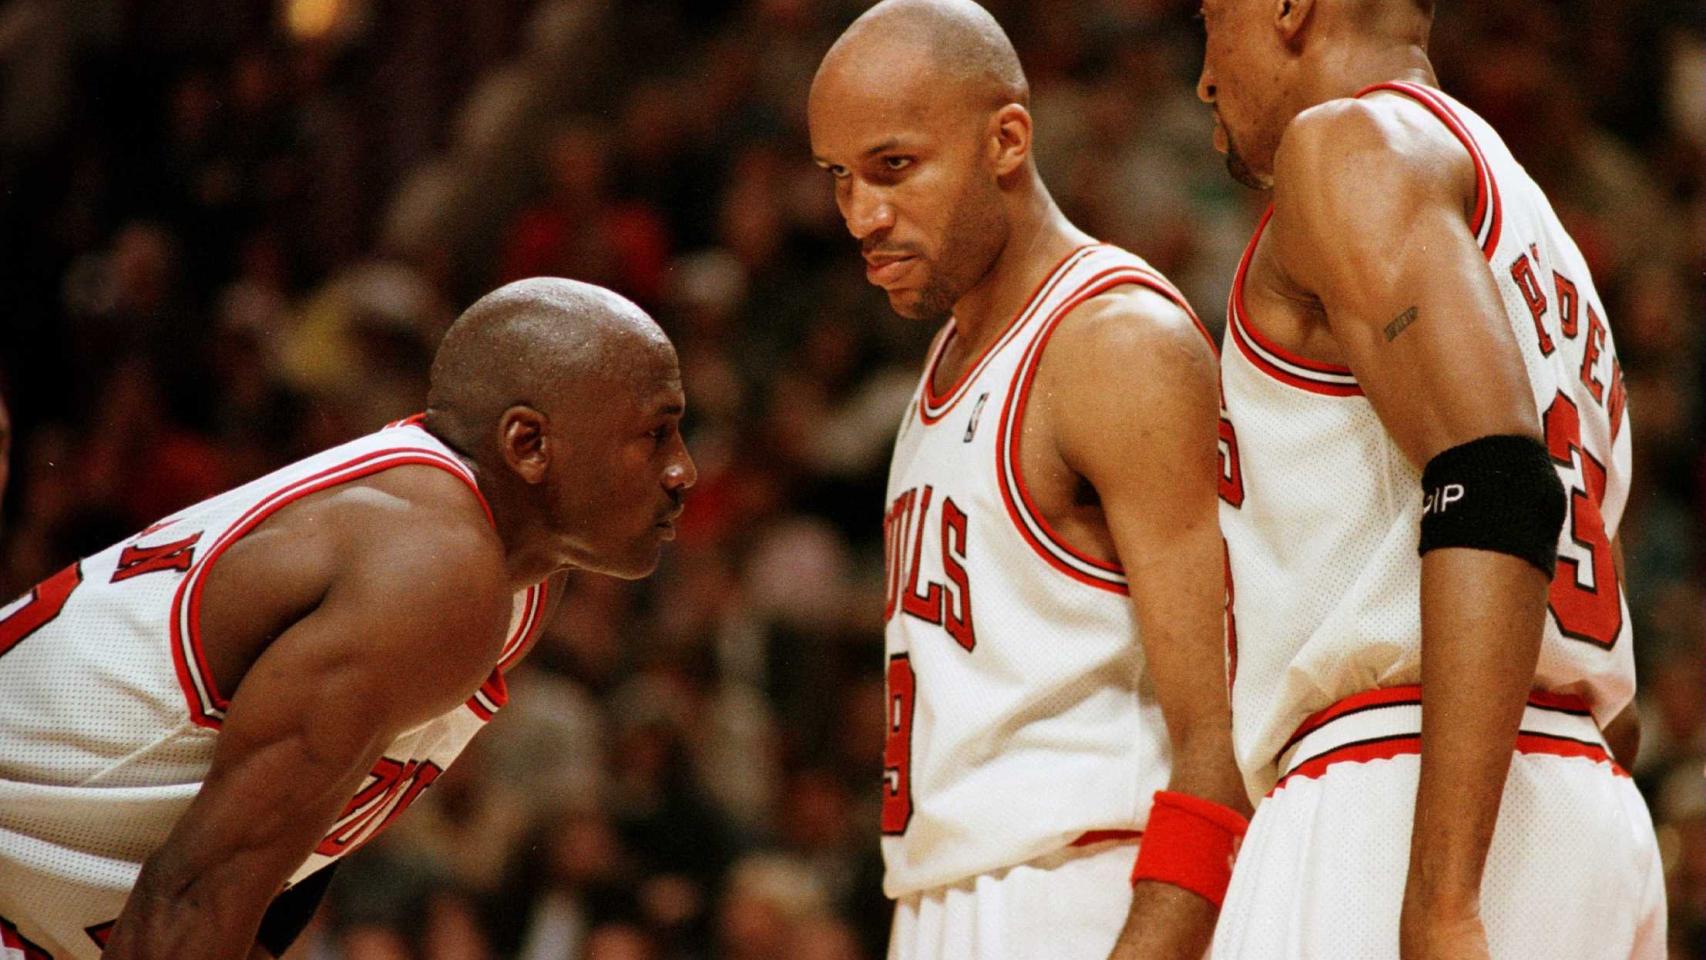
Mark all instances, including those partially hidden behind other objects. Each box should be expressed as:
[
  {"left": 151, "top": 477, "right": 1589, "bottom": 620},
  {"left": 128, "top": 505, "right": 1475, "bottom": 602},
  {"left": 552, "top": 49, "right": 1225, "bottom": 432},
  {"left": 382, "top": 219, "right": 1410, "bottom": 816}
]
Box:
[
  {"left": 1543, "top": 392, "right": 1622, "bottom": 648},
  {"left": 0, "top": 531, "right": 204, "bottom": 659},
  {"left": 0, "top": 563, "right": 83, "bottom": 658},
  {"left": 881, "top": 654, "right": 916, "bottom": 835}
]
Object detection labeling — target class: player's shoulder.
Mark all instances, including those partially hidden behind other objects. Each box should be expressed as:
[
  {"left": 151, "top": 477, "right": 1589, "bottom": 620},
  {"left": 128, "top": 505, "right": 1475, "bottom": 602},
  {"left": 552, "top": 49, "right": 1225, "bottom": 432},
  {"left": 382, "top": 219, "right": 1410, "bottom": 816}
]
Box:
[
  {"left": 1047, "top": 260, "right": 1213, "bottom": 373},
  {"left": 1033, "top": 258, "right": 1218, "bottom": 424},
  {"left": 296, "top": 462, "right": 508, "bottom": 600},
  {"left": 1274, "top": 92, "right": 1472, "bottom": 203},
  {"left": 334, "top": 466, "right": 514, "bottom": 662},
  {"left": 360, "top": 464, "right": 502, "bottom": 556}
]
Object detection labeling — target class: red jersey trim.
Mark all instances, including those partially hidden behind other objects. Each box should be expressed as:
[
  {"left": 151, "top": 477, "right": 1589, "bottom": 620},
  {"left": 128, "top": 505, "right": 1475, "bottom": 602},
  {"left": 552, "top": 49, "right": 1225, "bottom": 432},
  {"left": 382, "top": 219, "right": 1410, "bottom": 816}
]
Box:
[
  {"left": 1270, "top": 685, "right": 1619, "bottom": 794},
  {"left": 918, "top": 244, "right": 1102, "bottom": 425},
  {"left": 1226, "top": 207, "right": 1364, "bottom": 398},
  {"left": 1356, "top": 82, "right": 1504, "bottom": 260},
  {"left": 1270, "top": 731, "right": 1625, "bottom": 795},
  {"left": 496, "top": 579, "right": 548, "bottom": 673},
  {"left": 994, "top": 262, "right": 1197, "bottom": 594},
  {"left": 466, "top": 671, "right": 508, "bottom": 721},
  {"left": 169, "top": 445, "right": 491, "bottom": 730},
  {"left": 1, "top": 916, "right": 50, "bottom": 958},
  {"left": 1071, "top": 828, "right": 1143, "bottom": 847},
  {"left": 466, "top": 577, "right": 550, "bottom": 719},
  {"left": 1274, "top": 684, "right": 1423, "bottom": 760}
]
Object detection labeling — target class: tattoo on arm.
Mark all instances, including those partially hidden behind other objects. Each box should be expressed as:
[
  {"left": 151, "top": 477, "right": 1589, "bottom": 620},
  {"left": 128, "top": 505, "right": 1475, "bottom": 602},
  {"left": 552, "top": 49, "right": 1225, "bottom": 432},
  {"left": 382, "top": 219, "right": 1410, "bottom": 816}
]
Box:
[{"left": 1384, "top": 306, "right": 1419, "bottom": 342}]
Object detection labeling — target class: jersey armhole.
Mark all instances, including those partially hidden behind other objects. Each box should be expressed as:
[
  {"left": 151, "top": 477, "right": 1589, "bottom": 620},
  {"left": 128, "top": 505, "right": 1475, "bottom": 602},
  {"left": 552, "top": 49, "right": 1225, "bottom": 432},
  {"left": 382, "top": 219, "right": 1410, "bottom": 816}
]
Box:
[
  {"left": 169, "top": 449, "right": 492, "bottom": 729},
  {"left": 994, "top": 268, "right": 1195, "bottom": 595}
]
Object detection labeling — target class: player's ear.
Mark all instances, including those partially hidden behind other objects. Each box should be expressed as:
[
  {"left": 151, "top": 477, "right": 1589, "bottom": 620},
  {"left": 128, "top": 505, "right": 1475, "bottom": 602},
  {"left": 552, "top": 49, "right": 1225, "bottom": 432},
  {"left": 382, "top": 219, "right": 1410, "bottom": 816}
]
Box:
[
  {"left": 989, "top": 103, "right": 1032, "bottom": 178},
  {"left": 1276, "top": 0, "right": 1315, "bottom": 44},
  {"left": 497, "top": 405, "right": 551, "bottom": 484}
]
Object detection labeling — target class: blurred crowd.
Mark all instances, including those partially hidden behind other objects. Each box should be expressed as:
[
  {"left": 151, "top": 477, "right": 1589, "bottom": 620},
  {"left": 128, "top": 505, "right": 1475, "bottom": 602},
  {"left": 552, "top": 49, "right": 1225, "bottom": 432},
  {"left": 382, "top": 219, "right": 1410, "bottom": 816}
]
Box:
[{"left": 0, "top": 0, "right": 1701, "bottom": 957}]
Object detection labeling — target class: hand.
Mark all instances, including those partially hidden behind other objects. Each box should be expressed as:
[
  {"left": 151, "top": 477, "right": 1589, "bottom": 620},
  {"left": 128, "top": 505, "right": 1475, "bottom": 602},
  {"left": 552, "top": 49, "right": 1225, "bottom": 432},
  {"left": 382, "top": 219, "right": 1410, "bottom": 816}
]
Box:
[{"left": 1399, "top": 896, "right": 1490, "bottom": 960}]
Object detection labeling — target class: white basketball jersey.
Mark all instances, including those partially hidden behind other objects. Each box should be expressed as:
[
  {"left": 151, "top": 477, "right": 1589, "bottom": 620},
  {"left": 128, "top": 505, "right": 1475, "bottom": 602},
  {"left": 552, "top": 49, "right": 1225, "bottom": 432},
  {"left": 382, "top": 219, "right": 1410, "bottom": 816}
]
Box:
[
  {"left": 1219, "top": 81, "right": 1635, "bottom": 799},
  {"left": 0, "top": 418, "right": 548, "bottom": 958},
  {"left": 881, "top": 243, "right": 1200, "bottom": 897}
]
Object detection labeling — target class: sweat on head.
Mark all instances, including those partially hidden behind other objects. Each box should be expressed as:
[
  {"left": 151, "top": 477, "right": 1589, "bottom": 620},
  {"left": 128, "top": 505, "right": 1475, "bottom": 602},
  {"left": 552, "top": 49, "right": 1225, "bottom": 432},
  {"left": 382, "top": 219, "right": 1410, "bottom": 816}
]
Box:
[
  {"left": 424, "top": 277, "right": 675, "bottom": 459},
  {"left": 424, "top": 277, "right": 693, "bottom": 582}
]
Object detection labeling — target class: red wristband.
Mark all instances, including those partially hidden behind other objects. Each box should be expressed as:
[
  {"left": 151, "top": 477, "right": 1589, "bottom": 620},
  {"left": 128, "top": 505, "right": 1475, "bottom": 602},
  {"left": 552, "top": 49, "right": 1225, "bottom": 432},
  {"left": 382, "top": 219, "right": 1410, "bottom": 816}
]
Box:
[{"left": 1129, "top": 790, "right": 1249, "bottom": 908}]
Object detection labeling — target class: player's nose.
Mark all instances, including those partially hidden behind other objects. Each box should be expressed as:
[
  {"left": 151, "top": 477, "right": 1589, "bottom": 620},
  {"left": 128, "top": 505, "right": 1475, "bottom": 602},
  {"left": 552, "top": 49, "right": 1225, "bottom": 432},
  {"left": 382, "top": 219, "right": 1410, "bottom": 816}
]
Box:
[
  {"left": 664, "top": 442, "right": 696, "bottom": 493},
  {"left": 1197, "top": 66, "right": 1216, "bottom": 104},
  {"left": 844, "top": 182, "right": 896, "bottom": 240}
]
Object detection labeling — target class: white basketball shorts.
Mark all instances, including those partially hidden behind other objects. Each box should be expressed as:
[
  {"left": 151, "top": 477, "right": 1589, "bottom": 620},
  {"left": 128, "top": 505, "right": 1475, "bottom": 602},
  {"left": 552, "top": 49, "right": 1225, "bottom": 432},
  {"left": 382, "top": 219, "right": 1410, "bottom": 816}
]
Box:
[
  {"left": 1213, "top": 686, "right": 1666, "bottom": 959},
  {"left": 888, "top": 836, "right": 1139, "bottom": 960}
]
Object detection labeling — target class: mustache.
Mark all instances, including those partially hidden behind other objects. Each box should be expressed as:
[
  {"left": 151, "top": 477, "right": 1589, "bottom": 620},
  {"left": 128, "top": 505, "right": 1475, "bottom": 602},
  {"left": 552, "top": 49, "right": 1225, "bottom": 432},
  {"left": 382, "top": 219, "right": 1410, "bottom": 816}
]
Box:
[
  {"left": 861, "top": 240, "right": 923, "bottom": 259},
  {"left": 656, "top": 494, "right": 685, "bottom": 524}
]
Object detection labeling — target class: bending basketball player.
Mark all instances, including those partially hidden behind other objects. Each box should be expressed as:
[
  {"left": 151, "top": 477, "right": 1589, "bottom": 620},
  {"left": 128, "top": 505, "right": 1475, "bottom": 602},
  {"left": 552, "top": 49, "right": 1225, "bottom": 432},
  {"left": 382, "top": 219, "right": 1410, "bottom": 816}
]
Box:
[
  {"left": 1197, "top": 0, "right": 1664, "bottom": 956},
  {"left": 0, "top": 278, "right": 696, "bottom": 959},
  {"left": 809, "top": 3, "right": 1250, "bottom": 958}
]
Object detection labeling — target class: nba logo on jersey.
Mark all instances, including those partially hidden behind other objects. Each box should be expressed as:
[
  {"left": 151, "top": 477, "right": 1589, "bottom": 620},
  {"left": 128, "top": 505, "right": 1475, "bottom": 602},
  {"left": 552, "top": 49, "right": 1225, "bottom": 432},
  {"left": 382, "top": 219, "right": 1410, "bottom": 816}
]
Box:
[
  {"left": 963, "top": 392, "right": 989, "bottom": 443},
  {"left": 881, "top": 244, "right": 1182, "bottom": 899}
]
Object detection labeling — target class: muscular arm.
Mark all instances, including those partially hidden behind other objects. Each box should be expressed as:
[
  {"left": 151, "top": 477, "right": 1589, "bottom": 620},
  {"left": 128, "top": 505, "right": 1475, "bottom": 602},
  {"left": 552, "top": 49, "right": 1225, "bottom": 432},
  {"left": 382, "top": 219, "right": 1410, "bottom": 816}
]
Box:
[
  {"left": 1269, "top": 98, "right": 1555, "bottom": 959},
  {"left": 103, "top": 478, "right": 511, "bottom": 960},
  {"left": 1046, "top": 288, "right": 1250, "bottom": 960}
]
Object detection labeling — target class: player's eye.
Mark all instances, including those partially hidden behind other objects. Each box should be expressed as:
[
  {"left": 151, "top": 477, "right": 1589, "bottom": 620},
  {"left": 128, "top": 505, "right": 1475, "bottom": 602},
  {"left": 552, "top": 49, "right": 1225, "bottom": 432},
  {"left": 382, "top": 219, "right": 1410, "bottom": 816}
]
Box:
[
  {"left": 826, "top": 164, "right": 850, "bottom": 180},
  {"left": 883, "top": 156, "right": 913, "bottom": 172}
]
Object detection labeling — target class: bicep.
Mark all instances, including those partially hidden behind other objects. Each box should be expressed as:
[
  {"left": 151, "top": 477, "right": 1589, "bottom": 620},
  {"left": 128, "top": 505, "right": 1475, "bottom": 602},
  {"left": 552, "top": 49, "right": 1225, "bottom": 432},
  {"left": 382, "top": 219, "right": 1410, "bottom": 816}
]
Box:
[
  {"left": 1052, "top": 293, "right": 1222, "bottom": 547},
  {"left": 1050, "top": 298, "right": 1229, "bottom": 733},
  {"left": 1276, "top": 125, "right": 1537, "bottom": 467},
  {"left": 154, "top": 543, "right": 506, "bottom": 886},
  {"left": 159, "top": 607, "right": 434, "bottom": 886}
]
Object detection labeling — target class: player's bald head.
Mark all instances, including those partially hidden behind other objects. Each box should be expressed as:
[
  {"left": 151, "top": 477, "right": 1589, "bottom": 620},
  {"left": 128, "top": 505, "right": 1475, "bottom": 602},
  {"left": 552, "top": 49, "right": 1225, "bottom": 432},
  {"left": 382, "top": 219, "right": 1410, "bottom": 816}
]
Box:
[
  {"left": 426, "top": 278, "right": 676, "bottom": 456},
  {"left": 813, "top": 0, "right": 1027, "bottom": 118}
]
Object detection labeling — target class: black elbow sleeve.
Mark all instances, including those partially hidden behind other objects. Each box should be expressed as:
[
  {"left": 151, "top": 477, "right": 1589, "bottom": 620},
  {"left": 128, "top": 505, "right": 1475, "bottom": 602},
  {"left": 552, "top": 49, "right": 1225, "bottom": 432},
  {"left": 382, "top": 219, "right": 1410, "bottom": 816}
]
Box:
[{"left": 1418, "top": 434, "right": 1567, "bottom": 578}]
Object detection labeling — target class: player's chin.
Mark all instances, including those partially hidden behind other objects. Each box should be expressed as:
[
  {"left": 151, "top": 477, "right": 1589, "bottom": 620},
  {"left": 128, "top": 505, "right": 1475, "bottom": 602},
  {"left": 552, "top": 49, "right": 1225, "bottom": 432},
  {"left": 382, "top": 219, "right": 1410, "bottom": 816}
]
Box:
[
  {"left": 607, "top": 532, "right": 671, "bottom": 580},
  {"left": 1225, "top": 150, "right": 1271, "bottom": 191},
  {"left": 887, "top": 287, "right": 939, "bottom": 322}
]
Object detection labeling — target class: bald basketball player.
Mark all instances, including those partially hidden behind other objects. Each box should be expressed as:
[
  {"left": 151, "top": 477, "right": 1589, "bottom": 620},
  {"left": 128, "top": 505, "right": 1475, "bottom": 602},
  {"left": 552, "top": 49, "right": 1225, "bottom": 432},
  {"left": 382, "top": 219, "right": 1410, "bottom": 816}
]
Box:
[
  {"left": 0, "top": 278, "right": 695, "bottom": 959},
  {"left": 809, "top": 3, "right": 1250, "bottom": 958},
  {"left": 1196, "top": 1, "right": 1663, "bottom": 957}
]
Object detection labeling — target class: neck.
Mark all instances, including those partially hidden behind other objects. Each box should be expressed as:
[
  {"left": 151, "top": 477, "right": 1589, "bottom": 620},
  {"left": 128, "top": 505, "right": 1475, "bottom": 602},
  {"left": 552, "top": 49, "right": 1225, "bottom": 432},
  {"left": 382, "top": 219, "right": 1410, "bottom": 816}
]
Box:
[
  {"left": 949, "top": 177, "right": 1091, "bottom": 348},
  {"left": 1301, "top": 38, "right": 1435, "bottom": 109},
  {"left": 497, "top": 522, "right": 564, "bottom": 591},
  {"left": 422, "top": 415, "right": 564, "bottom": 590},
  {"left": 468, "top": 464, "right": 565, "bottom": 591}
]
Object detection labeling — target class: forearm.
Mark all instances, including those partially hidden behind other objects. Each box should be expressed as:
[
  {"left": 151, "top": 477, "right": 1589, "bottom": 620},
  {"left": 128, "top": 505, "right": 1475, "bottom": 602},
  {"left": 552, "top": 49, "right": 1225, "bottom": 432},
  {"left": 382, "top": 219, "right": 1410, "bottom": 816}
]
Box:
[
  {"left": 104, "top": 850, "right": 279, "bottom": 960},
  {"left": 1405, "top": 549, "right": 1548, "bottom": 916},
  {"left": 1164, "top": 727, "right": 1251, "bottom": 815},
  {"left": 1110, "top": 881, "right": 1217, "bottom": 960},
  {"left": 1109, "top": 733, "right": 1249, "bottom": 960},
  {"left": 1603, "top": 704, "right": 1640, "bottom": 770}
]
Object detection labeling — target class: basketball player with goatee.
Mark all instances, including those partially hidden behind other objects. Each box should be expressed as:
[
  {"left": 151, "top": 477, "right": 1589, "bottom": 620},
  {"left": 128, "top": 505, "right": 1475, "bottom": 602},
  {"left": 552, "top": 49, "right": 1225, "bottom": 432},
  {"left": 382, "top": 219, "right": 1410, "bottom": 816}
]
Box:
[
  {"left": 811, "top": 2, "right": 1251, "bottom": 958},
  {"left": 1197, "top": 0, "right": 1664, "bottom": 956}
]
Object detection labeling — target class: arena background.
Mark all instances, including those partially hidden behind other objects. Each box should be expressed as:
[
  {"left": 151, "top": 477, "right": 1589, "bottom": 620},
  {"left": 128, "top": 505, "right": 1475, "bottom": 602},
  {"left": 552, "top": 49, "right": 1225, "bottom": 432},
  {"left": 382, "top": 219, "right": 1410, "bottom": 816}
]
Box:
[{"left": 0, "top": 0, "right": 1701, "bottom": 957}]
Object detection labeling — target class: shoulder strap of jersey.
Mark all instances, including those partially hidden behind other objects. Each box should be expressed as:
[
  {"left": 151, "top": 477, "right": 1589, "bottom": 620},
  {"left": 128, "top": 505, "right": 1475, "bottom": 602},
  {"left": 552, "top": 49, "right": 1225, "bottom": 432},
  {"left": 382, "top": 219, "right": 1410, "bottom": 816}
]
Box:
[{"left": 1356, "top": 81, "right": 1502, "bottom": 259}]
